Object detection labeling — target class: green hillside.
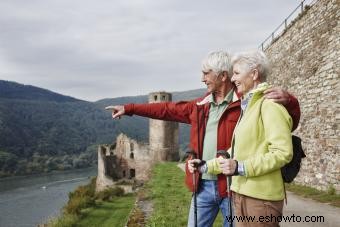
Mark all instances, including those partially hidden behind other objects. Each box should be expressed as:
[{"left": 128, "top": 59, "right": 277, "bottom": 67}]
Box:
[
  {"left": 0, "top": 80, "right": 80, "bottom": 102},
  {"left": 0, "top": 80, "right": 205, "bottom": 177}
]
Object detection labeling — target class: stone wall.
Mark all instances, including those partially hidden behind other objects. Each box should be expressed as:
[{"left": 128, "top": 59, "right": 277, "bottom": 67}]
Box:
[
  {"left": 113, "top": 134, "right": 152, "bottom": 181},
  {"left": 264, "top": 0, "right": 339, "bottom": 191},
  {"left": 96, "top": 145, "right": 115, "bottom": 192},
  {"left": 96, "top": 133, "right": 152, "bottom": 192},
  {"left": 148, "top": 92, "right": 179, "bottom": 161}
]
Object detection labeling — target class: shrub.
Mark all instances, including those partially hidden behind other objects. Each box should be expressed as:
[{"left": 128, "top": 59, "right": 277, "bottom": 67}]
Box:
[
  {"left": 95, "top": 187, "right": 125, "bottom": 201},
  {"left": 64, "top": 196, "right": 95, "bottom": 215},
  {"left": 63, "top": 177, "right": 97, "bottom": 215},
  {"left": 327, "top": 184, "right": 336, "bottom": 195},
  {"left": 68, "top": 177, "right": 96, "bottom": 200},
  {"left": 48, "top": 213, "right": 78, "bottom": 227}
]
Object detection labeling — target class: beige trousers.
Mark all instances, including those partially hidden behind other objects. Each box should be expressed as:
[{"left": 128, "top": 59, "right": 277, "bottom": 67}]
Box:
[{"left": 232, "top": 192, "right": 284, "bottom": 227}]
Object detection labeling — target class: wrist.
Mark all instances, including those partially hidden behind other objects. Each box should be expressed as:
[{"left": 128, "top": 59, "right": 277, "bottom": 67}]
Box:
[
  {"left": 198, "top": 161, "right": 207, "bottom": 173},
  {"left": 237, "top": 161, "right": 246, "bottom": 176},
  {"left": 234, "top": 160, "right": 239, "bottom": 175}
]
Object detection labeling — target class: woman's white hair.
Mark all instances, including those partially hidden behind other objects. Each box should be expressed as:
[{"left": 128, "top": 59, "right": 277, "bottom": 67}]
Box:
[
  {"left": 201, "top": 51, "right": 232, "bottom": 78},
  {"left": 231, "top": 50, "right": 271, "bottom": 81}
]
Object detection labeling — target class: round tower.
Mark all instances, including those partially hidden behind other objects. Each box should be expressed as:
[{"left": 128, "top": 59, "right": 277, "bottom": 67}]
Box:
[{"left": 148, "top": 91, "right": 179, "bottom": 161}]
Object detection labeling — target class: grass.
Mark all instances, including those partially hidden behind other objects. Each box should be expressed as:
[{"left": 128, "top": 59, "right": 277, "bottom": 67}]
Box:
[
  {"left": 50, "top": 195, "right": 135, "bottom": 227},
  {"left": 145, "top": 162, "right": 223, "bottom": 227},
  {"left": 77, "top": 194, "right": 135, "bottom": 227},
  {"left": 286, "top": 183, "right": 340, "bottom": 207},
  {"left": 48, "top": 177, "right": 135, "bottom": 227}
]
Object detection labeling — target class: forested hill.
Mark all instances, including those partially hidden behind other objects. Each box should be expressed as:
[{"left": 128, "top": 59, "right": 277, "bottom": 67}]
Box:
[
  {"left": 0, "top": 80, "right": 80, "bottom": 102},
  {"left": 0, "top": 80, "right": 205, "bottom": 177}
]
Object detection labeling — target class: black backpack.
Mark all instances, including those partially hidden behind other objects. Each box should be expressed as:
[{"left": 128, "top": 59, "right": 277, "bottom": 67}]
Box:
[{"left": 281, "top": 135, "right": 306, "bottom": 183}]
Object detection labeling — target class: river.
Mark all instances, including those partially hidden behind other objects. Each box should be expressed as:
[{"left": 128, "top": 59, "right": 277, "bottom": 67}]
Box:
[{"left": 0, "top": 167, "right": 97, "bottom": 227}]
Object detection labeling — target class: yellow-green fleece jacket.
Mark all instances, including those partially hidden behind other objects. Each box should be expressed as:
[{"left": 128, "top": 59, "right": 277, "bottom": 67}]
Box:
[{"left": 230, "top": 83, "right": 293, "bottom": 201}]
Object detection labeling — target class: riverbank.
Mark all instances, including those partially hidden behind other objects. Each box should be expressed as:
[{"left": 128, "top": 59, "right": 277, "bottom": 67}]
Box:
[{"left": 47, "top": 177, "right": 135, "bottom": 227}]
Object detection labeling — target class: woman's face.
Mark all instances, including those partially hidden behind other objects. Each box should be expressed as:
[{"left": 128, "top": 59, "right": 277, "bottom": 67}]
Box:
[{"left": 231, "top": 62, "right": 256, "bottom": 95}]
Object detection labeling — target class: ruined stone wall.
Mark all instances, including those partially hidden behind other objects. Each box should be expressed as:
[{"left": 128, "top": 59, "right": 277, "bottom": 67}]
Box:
[
  {"left": 264, "top": 0, "right": 339, "bottom": 191},
  {"left": 113, "top": 134, "right": 152, "bottom": 181},
  {"left": 96, "top": 134, "right": 153, "bottom": 192},
  {"left": 96, "top": 145, "right": 115, "bottom": 192}
]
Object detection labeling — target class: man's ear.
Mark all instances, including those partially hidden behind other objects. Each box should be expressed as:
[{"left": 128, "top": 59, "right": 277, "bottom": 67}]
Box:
[{"left": 221, "top": 71, "right": 228, "bottom": 81}]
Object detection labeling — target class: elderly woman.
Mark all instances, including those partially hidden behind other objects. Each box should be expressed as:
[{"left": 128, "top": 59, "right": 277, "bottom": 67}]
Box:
[{"left": 218, "top": 50, "right": 293, "bottom": 227}]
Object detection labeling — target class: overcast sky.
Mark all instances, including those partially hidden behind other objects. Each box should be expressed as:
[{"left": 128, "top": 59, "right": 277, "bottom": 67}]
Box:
[{"left": 0, "top": 0, "right": 301, "bottom": 101}]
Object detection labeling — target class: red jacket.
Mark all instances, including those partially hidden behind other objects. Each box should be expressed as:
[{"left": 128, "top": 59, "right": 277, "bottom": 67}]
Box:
[{"left": 124, "top": 91, "right": 300, "bottom": 197}]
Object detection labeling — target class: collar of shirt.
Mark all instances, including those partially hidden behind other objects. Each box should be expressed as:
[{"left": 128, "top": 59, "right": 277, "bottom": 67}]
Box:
[
  {"left": 241, "top": 92, "right": 254, "bottom": 111},
  {"left": 240, "top": 82, "right": 269, "bottom": 111},
  {"left": 209, "top": 89, "right": 234, "bottom": 106}
]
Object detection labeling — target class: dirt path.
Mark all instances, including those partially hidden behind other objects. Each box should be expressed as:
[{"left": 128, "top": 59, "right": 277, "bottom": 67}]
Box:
[
  {"left": 177, "top": 163, "right": 340, "bottom": 227},
  {"left": 126, "top": 189, "right": 153, "bottom": 227}
]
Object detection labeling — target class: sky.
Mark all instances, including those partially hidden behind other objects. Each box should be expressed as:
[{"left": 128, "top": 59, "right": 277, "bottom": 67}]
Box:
[{"left": 0, "top": 0, "right": 302, "bottom": 101}]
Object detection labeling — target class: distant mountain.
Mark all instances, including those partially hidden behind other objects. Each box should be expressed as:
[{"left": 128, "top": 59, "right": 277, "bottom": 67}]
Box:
[
  {"left": 0, "top": 80, "right": 80, "bottom": 102},
  {"left": 0, "top": 80, "right": 205, "bottom": 177}
]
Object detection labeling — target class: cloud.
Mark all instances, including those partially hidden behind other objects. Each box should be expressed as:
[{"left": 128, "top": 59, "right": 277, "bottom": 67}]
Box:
[{"left": 0, "top": 0, "right": 300, "bottom": 101}]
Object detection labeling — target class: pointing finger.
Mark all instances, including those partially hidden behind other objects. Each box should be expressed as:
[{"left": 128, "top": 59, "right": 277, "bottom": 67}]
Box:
[{"left": 105, "top": 105, "right": 116, "bottom": 110}]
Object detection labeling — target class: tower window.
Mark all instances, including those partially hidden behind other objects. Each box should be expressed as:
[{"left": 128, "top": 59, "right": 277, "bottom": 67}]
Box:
[
  {"left": 130, "top": 143, "right": 134, "bottom": 151},
  {"left": 161, "top": 95, "right": 166, "bottom": 100},
  {"left": 154, "top": 95, "right": 158, "bottom": 101},
  {"left": 130, "top": 152, "right": 134, "bottom": 159}
]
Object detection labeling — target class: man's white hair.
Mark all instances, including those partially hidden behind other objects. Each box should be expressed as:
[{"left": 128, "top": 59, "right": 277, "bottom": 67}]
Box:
[
  {"left": 201, "top": 51, "right": 232, "bottom": 78},
  {"left": 231, "top": 50, "right": 271, "bottom": 81}
]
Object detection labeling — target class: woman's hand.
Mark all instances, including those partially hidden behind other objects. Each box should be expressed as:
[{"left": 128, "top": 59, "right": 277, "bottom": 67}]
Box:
[{"left": 218, "top": 158, "right": 237, "bottom": 175}]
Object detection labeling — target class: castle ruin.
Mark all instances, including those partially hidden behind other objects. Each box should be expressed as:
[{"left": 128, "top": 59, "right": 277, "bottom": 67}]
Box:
[{"left": 96, "top": 91, "right": 179, "bottom": 192}]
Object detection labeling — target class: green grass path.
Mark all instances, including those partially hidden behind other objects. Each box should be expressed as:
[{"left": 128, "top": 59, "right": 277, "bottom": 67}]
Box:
[
  {"left": 77, "top": 194, "right": 135, "bottom": 227},
  {"left": 146, "top": 162, "right": 223, "bottom": 227}
]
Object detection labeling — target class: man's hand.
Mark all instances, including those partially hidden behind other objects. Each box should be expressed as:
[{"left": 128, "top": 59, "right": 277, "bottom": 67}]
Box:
[
  {"left": 188, "top": 159, "right": 202, "bottom": 173},
  {"left": 263, "top": 87, "right": 290, "bottom": 106},
  {"left": 218, "top": 158, "right": 237, "bottom": 175},
  {"left": 105, "top": 105, "right": 125, "bottom": 119}
]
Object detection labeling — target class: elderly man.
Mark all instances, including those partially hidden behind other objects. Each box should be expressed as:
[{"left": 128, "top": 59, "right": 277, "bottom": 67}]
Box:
[{"left": 106, "top": 51, "right": 300, "bottom": 227}]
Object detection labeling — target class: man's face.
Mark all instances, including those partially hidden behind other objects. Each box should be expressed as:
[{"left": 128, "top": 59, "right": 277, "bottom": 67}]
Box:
[
  {"left": 231, "top": 62, "right": 255, "bottom": 95},
  {"left": 201, "top": 70, "right": 224, "bottom": 93}
]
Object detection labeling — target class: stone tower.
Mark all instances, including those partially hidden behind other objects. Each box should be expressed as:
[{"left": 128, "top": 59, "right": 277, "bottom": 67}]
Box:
[{"left": 148, "top": 91, "right": 179, "bottom": 161}]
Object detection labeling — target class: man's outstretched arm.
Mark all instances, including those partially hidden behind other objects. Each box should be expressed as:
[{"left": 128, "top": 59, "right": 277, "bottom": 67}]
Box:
[{"left": 106, "top": 101, "right": 195, "bottom": 124}]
